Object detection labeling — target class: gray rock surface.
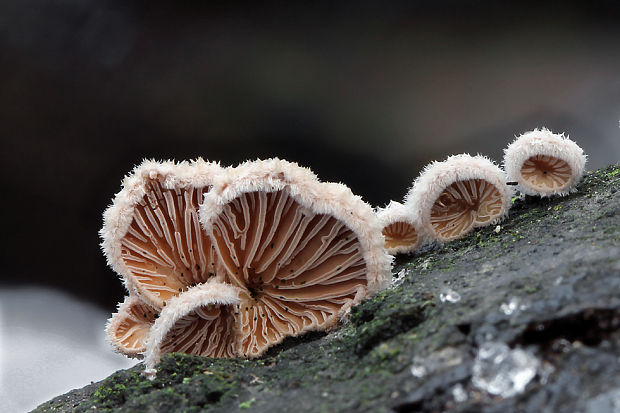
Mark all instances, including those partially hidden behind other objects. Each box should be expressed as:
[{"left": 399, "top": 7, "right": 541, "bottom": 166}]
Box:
[{"left": 33, "top": 164, "right": 620, "bottom": 413}]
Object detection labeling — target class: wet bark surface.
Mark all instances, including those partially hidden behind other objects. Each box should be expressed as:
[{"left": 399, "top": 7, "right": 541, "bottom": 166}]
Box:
[{"left": 33, "top": 164, "right": 620, "bottom": 413}]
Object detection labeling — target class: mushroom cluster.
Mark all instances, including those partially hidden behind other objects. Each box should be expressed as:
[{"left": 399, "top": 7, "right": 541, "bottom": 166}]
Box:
[
  {"left": 378, "top": 128, "right": 586, "bottom": 253},
  {"left": 102, "top": 158, "right": 391, "bottom": 373},
  {"left": 101, "top": 128, "right": 585, "bottom": 372}
]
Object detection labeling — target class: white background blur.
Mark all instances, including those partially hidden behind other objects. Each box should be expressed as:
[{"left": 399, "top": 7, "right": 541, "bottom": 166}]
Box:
[{"left": 0, "top": 287, "right": 135, "bottom": 412}]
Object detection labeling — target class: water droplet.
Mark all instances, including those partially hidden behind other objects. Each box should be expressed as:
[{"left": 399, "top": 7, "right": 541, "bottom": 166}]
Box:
[
  {"left": 410, "top": 364, "right": 427, "bottom": 378},
  {"left": 440, "top": 289, "right": 461, "bottom": 303},
  {"left": 392, "top": 269, "right": 408, "bottom": 287},
  {"left": 500, "top": 297, "right": 528, "bottom": 315},
  {"left": 500, "top": 297, "right": 518, "bottom": 315},
  {"left": 451, "top": 383, "right": 468, "bottom": 403},
  {"left": 472, "top": 342, "right": 540, "bottom": 398}
]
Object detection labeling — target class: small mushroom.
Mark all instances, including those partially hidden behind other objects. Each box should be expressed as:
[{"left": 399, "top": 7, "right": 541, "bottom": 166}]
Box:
[
  {"left": 376, "top": 201, "right": 425, "bottom": 254},
  {"left": 143, "top": 281, "right": 241, "bottom": 374},
  {"left": 199, "top": 158, "right": 391, "bottom": 357},
  {"left": 106, "top": 295, "right": 158, "bottom": 357},
  {"left": 504, "top": 128, "right": 586, "bottom": 196},
  {"left": 100, "top": 159, "right": 225, "bottom": 309},
  {"left": 406, "top": 154, "right": 512, "bottom": 242}
]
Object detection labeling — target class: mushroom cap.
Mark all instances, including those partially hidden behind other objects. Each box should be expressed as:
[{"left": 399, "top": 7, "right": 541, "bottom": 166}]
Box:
[
  {"left": 504, "top": 128, "right": 586, "bottom": 196},
  {"left": 100, "top": 159, "right": 225, "bottom": 309},
  {"left": 405, "top": 154, "right": 513, "bottom": 243},
  {"left": 143, "top": 281, "right": 241, "bottom": 373},
  {"left": 106, "top": 295, "right": 158, "bottom": 357},
  {"left": 376, "top": 201, "right": 426, "bottom": 254},
  {"left": 199, "top": 158, "right": 392, "bottom": 357}
]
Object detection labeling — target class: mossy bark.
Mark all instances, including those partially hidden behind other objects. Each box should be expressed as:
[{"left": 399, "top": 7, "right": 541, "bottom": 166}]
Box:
[{"left": 34, "top": 164, "right": 620, "bottom": 413}]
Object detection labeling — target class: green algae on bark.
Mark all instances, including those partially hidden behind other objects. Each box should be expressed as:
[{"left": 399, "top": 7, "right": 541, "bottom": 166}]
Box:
[{"left": 33, "top": 164, "right": 620, "bottom": 413}]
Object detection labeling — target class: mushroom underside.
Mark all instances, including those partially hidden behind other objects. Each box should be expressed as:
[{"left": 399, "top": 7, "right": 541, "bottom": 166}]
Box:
[
  {"left": 158, "top": 304, "right": 238, "bottom": 358},
  {"left": 108, "top": 298, "right": 158, "bottom": 356},
  {"left": 430, "top": 178, "right": 503, "bottom": 241},
  {"left": 520, "top": 155, "right": 573, "bottom": 192},
  {"left": 382, "top": 222, "right": 419, "bottom": 250},
  {"left": 210, "top": 189, "right": 368, "bottom": 357},
  {"left": 119, "top": 178, "right": 219, "bottom": 306}
]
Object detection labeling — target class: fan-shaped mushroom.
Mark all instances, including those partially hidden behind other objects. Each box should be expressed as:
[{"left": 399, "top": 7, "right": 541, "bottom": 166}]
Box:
[
  {"left": 100, "top": 159, "right": 224, "bottom": 309},
  {"left": 504, "top": 128, "right": 586, "bottom": 196},
  {"left": 144, "top": 282, "right": 241, "bottom": 374},
  {"left": 377, "top": 201, "right": 425, "bottom": 254},
  {"left": 406, "top": 154, "right": 512, "bottom": 242},
  {"left": 106, "top": 295, "right": 158, "bottom": 357},
  {"left": 199, "top": 158, "right": 391, "bottom": 357}
]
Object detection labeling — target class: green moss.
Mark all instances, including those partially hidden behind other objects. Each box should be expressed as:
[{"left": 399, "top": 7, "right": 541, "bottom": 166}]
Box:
[
  {"left": 370, "top": 342, "right": 402, "bottom": 362},
  {"left": 239, "top": 398, "right": 256, "bottom": 409},
  {"left": 606, "top": 168, "right": 619, "bottom": 177}
]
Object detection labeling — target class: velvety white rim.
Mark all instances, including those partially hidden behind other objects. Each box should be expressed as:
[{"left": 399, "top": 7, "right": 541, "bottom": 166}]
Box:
[
  {"left": 105, "top": 294, "right": 158, "bottom": 357},
  {"left": 100, "top": 158, "right": 224, "bottom": 307},
  {"left": 199, "top": 158, "right": 393, "bottom": 319},
  {"left": 404, "top": 154, "right": 513, "bottom": 243},
  {"left": 143, "top": 281, "right": 240, "bottom": 376},
  {"left": 503, "top": 128, "right": 586, "bottom": 196},
  {"left": 376, "top": 200, "right": 426, "bottom": 254}
]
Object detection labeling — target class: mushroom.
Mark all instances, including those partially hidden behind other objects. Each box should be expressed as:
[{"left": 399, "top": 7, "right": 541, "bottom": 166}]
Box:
[
  {"left": 406, "top": 154, "right": 512, "bottom": 242},
  {"left": 106, "top": 295, "right": 158, "bottom": 357},
  {"left": 199, "top": 158, "right": 392, "bottom": 357},
  {"left": 143, "top": 281, "right": 241, "bottom": 374},
  {"left": 100, "top": 159, "right": 225, "bottom": 309},
  {"left": 504, "top": 128, "right": 586, "bottom": 196},
  {"left": 377, "top": 201, "right": 425, "bottom": 254}
]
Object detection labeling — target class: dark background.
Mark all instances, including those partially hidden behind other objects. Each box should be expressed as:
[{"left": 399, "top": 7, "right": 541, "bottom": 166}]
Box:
[{"left": 1, "top": 1, "right": 619, "bottom": 311}]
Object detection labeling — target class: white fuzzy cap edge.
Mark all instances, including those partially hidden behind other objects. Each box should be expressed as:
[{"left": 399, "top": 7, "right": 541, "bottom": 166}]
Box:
[
  {"left": 404, "top": 154, "right": 514, "bottom": 243},
  {"left": 105, "top": 294, "right": 158, "bottom": 358},
  {"left": 503, "top": 128, "right": 587, "bottom": 196},
  {"left": 100, "top": 158, "right": 224, "bottom": 307},
  {"left": 376, "top": 200, "right": 427, "bottom": 254},
  {"left": 199, "top": 158, "right": 393, "bottom": 320},
  {"left": 143, "top": 281, "right": 241, "bottom": 376}
]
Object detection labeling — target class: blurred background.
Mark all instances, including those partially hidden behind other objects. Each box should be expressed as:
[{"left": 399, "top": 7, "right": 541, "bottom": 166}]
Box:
[{"left": 0, "top": 1, "right": 619, "bottom": 411}]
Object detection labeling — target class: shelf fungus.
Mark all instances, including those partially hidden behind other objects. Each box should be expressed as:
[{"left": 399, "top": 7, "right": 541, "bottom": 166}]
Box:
[
  {"left": 199, "top": 158, "right": 392, "bottom": 358},
  {"left": 504, "top": 128, "right": 586, "bottom": 196},
  {"left": 106, "top": 295, "right": 159, "bottom": 357},
  {"left": 377, "top": 201, "right": 425, "bottom": 254},
  {"left": 100, "top": 159, "right": 225, "bottom": 309},
  {"left": 143, "top": 282, "right": 241, "bottom": 375},
  {"left": 406, "top": 154, "right": 512, "bottom": 243}
]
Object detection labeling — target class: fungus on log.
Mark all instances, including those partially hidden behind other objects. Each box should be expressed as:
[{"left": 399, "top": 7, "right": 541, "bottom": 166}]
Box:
[
  {"left": 100, "top": 159, "right": 224, "bottom": 309},
  {"left": 106, "top": 295, "right": 158, "bottom": 357},
  {"left": 143, "top": 282, "right": 240, "bottom": 374},
  {"left": 199, "top": 159, "right": 391, "bottom": 358},
  {"left": 377, "top": 201, "right": 425, "bottom": 254},
  {"left": 406, "top": 154, "right": 512, "bottom": 243},
  {"left": 504, "top": 128, "right": 586, "bottom": 196}
]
